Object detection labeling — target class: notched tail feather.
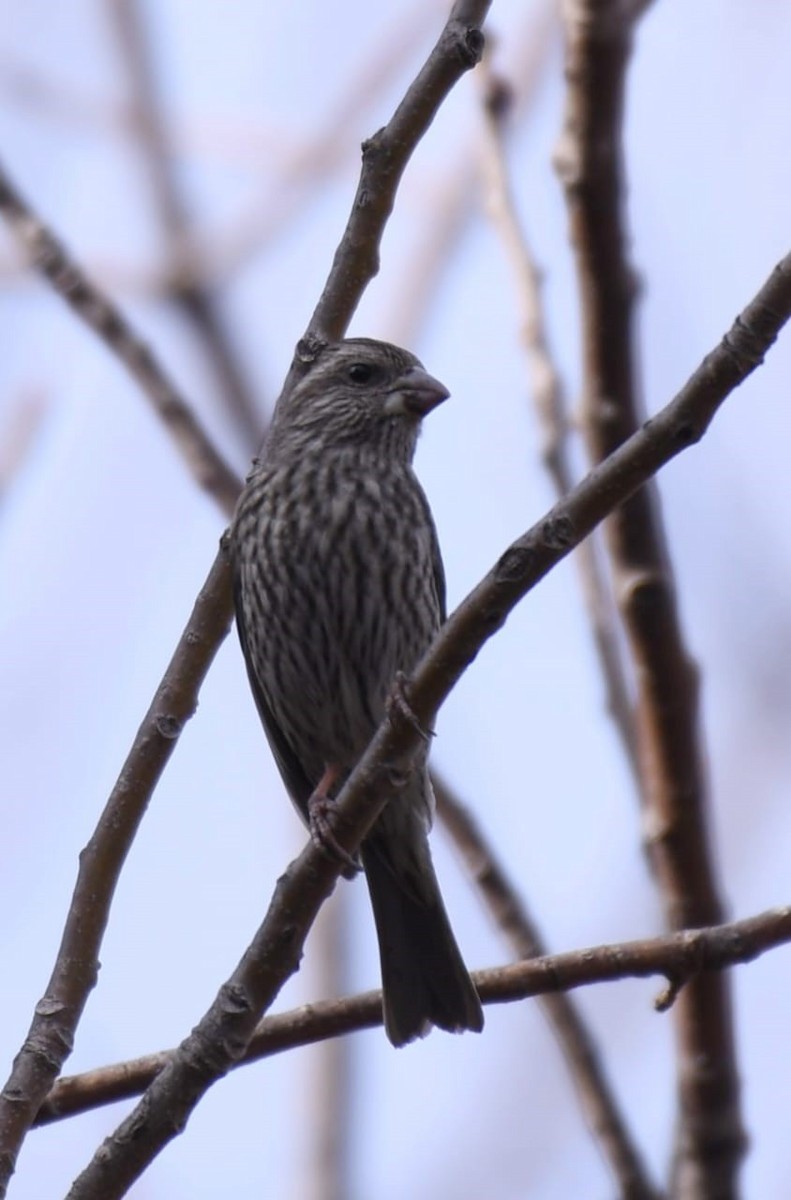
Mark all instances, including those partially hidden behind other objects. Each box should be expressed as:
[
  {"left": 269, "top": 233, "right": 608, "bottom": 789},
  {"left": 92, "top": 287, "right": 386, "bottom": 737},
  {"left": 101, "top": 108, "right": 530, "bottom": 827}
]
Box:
[{"left": 361, "top": 838, "right": 484, "bottom": 1048}]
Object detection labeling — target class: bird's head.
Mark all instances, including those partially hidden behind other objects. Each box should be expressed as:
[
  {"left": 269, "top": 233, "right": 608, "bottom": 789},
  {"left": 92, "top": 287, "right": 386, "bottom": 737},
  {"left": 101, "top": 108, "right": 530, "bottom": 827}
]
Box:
[{"left": 269, "top": 338, "right": 450, "bottom": 462}]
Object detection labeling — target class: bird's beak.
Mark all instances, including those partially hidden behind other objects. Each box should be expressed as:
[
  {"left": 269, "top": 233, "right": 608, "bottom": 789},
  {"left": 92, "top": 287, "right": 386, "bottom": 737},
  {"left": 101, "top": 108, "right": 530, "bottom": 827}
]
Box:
[{"left": 385, "top": 367, "right": 450, "bottom": 417}]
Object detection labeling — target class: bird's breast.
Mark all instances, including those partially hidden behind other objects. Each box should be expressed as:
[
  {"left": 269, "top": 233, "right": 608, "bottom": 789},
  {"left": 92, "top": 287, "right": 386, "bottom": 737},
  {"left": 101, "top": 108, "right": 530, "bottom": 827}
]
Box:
[{"left": 235, "top": 458, "right": 440, "bottom": 771}]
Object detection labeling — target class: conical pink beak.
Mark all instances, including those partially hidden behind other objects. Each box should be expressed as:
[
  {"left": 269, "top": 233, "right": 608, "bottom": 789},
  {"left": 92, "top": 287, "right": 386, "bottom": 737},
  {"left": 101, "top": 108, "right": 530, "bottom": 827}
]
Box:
[{"left": 390, "top": 367, "right": 450, "bottom": 417}]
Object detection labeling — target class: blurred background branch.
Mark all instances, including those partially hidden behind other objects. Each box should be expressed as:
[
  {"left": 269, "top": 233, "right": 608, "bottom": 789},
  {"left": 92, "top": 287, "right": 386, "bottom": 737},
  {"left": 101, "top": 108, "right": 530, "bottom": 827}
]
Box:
[
  {"left": 434, "top": 772, "right": 658, "bottom": 1199},
  {"left": 0, "top": 164, "right": 243, "bottom": 513},
  {"left": 555, "top": 4, "right": 744, "bottom": 1194}
]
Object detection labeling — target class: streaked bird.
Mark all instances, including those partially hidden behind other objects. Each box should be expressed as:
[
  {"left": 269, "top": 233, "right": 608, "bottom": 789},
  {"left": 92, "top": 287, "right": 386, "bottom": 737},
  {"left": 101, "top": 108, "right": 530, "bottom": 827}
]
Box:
[{"left": 231, "top": 337, "right": 483, "bottom": 1046}]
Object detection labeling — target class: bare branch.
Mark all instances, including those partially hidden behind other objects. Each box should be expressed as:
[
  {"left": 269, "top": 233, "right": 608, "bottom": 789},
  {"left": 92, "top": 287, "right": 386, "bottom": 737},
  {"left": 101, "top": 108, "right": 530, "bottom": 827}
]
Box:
[
  {"left": 434, "top": 773, "right": 658, "bottom": 1200},
  {"left": 0, "top": 550, "right": 236, "bottom": 1196},
  {"left": 555, "top": 4, "right": 746, "bottom": 1192},
  {"left": 38, "top": 904, "right": 791, "bottom": 1127},
  {"left": 63, "top": 248, "right": 791, "bottom": 1199},
  {"left": 0, "top": 163, "right": 242, "bottom": 515}
]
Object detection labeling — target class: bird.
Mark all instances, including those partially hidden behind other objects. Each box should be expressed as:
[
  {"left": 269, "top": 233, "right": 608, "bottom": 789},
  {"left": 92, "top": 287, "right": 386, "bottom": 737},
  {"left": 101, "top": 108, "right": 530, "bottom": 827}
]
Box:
[{"left": 230, "top": 336, "right": 483, "bottom": 1047}]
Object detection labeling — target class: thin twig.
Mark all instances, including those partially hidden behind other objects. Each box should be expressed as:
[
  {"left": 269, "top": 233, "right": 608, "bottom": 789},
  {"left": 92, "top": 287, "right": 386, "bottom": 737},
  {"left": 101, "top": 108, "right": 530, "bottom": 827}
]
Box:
[
  {"left": 64, "top": 247, "right": 791, "bottom": 1199},
  {"left": 108, "top": 0, "right": 264, "bottom": 452},
  {"left": 477, "top": 53, "right": 640, "bottom": 784},
  {"left": 0, "top": 163, "right": 242, "bottom": 516},
  {"left": 434, "top": 772, "right": 659, "bottom": 1200},
  {"left": 555, "top": 4, "right": 745, "bottom": 1193},
  {"left": 37, "top": 903, "right": 791, "bottom": 1125}
]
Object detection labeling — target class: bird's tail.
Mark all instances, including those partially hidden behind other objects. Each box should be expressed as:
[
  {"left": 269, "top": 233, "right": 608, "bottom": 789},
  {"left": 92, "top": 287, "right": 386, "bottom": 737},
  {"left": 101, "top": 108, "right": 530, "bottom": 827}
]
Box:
[{"left": 360, "top": 789, "right": 484, "bottom": 1048}]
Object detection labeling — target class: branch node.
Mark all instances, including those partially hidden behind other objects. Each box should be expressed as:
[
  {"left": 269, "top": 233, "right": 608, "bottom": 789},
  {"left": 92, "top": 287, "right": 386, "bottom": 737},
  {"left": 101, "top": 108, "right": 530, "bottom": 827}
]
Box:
[
  {"left": 722, "top": 315, "right": 772, "bottom": 373},
  {"left": 542, "top": 513, "right": 575, "bottom": 550},
  {"left": 454, "top": 25, "right": 486, "bottom": 67},
  {"left": 295, "top": 334, "right": 327, "bottom": 366},
  {"left": 154, "top": 714, "right": 183, "bottom": 740},
  {"left": 494, "top": 545, "right": 534, "bottom": 584}
]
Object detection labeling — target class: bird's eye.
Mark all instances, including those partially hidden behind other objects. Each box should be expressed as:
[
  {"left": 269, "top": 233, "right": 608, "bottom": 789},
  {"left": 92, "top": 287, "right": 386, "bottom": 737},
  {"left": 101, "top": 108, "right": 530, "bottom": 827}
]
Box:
[{"left": 347, "top": 362, "right": 376, "bottom": 384}]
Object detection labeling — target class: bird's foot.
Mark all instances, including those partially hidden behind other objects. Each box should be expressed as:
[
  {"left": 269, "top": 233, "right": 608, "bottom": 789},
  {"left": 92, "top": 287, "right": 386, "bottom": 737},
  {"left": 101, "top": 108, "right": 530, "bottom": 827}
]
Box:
[
  {"left": 308, "top": 766, "right": 360, "bottom": 878},
  {"left": 387, "top": 671, "right": 434, "bottom": 741}
]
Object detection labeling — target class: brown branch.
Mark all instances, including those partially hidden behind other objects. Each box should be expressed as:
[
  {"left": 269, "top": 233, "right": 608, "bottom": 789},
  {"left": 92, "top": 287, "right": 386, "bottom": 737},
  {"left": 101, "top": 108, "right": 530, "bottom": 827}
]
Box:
[
  {"left": 0, "top": 163, "right": 243, "bottom": 516},
  {"left": 0, "top": 548, "right": 236, "bottom": 1195},
  {"left": 63, "top": 249, "right": 791, "bottom": 1198},
  {"left": 555, "top": 5, "right": 745, "bottom": 1195},
  {"left": 107, "top": 0, "right": 264, "bottom": 452},
  {"left": 433, "top": 773, "right": 659, "bottom": 1200},
  {"left": 478, "top": 56, "right": 640, "bottom": 785},
  {"left": 37, "top": 904, "right": 791, "bottom": 1127}
]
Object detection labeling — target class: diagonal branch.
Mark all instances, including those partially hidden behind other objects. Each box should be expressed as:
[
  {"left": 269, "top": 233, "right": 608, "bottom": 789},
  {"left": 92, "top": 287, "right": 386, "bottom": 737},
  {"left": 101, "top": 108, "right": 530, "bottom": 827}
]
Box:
[
  {"left": 0, "top": 549, "right": 236, "bottom": 1196},
  {"left": 64, "top": 248, "right": 791, "bottom": 1199},
  {"left": 555, "top": 4, "right": 744, "bottom": 1194},
  {"left": 434, "top": 773, "right": 659, "bottom": 1200},
  {"left": 36, "top": 903, "right": 791, "bottom": 1127},
  {"left": 0, "top": 163, "right": 243, "bottom": 516}
]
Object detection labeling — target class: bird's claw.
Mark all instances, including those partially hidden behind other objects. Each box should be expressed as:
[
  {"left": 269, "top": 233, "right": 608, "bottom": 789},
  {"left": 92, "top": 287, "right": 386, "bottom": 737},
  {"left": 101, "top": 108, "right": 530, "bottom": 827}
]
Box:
[
  {"left": 308, "top": 791, "right": 360, "bottom": 878},
  {"left": 387, "top": 671, "right": 434, "bottom": 742}
]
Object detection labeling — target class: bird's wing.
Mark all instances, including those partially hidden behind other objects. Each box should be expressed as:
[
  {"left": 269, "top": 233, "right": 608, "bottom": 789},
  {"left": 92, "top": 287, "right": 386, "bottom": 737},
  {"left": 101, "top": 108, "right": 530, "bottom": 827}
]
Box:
[
  {"left": 232, "top": 568, "right": 314, "bottom": 819},
  {"left": 415, "top": 485, "right": 447, "bottom": 624}
]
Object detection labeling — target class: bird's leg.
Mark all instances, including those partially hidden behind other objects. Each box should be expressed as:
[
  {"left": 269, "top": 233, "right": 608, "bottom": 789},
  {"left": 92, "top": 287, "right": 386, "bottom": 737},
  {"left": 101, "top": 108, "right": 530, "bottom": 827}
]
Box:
[
  {"left": 308, "top": 764, "right": 360, "bottom": 877},
  {"left": 387, "top": 671, "right": 434, "bottom": 741}
]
